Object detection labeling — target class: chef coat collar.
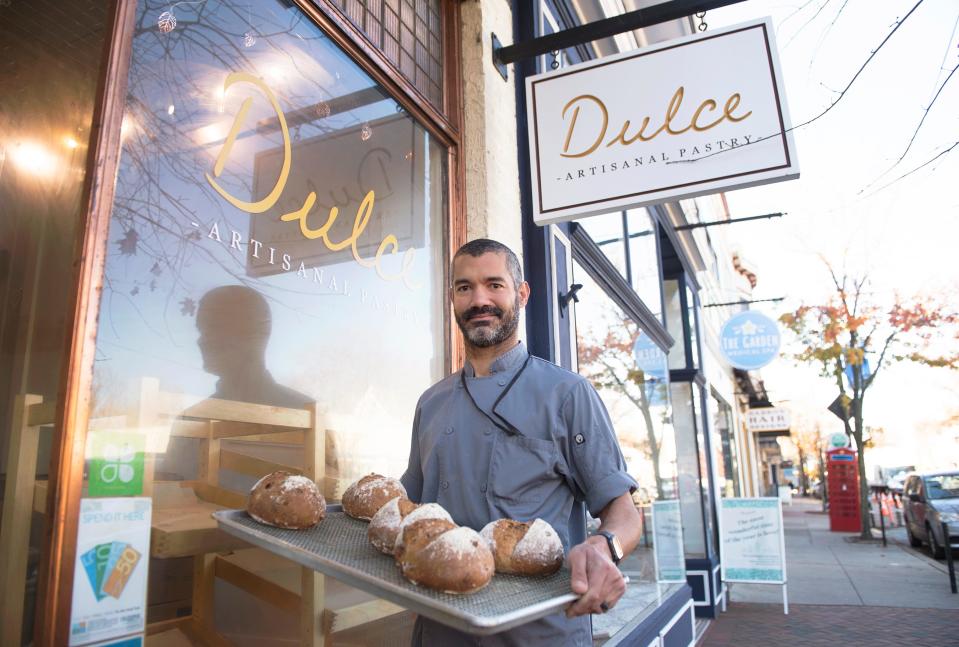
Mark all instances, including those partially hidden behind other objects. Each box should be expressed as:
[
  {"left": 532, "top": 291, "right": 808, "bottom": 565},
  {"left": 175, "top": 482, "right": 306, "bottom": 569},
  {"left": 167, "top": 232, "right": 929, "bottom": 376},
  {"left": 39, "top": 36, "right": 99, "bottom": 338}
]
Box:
[{"left": 463, "top": 341, "right": 528, "bottom": 378}]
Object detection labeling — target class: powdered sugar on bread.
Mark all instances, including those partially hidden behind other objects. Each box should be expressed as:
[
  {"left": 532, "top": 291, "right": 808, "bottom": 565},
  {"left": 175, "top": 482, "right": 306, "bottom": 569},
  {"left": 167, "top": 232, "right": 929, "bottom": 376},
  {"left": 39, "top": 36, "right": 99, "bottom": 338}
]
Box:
[{"left": 514, "top": 518, "right": 563, "bottom": 562}]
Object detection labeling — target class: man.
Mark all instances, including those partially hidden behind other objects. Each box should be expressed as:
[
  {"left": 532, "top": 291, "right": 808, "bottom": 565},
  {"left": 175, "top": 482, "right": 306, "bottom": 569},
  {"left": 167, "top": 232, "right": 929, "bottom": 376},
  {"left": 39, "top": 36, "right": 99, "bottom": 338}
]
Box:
[{"left": 401, "top": 239, "right": 642, "bottom": 646}]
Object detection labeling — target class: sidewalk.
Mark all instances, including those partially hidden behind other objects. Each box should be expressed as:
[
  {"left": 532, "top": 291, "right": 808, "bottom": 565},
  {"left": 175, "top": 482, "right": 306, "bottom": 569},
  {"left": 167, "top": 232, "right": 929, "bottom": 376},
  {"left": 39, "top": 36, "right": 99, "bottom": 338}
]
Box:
[{"left": 701, "top": 498, "right": 959, "bottom": 646}]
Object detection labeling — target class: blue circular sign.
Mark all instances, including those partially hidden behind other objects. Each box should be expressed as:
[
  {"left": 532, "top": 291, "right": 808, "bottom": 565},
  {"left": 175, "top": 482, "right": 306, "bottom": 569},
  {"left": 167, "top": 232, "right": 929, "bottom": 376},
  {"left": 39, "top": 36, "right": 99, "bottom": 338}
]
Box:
[
  {"left": 720, "top": 311, "right": 781, "bottom": 370},
  {"left": 633, "top": 334, "right": 668, "bottom": 407},
  {"left": 632, "top": 334, "right": 667, "bottom": 381}
]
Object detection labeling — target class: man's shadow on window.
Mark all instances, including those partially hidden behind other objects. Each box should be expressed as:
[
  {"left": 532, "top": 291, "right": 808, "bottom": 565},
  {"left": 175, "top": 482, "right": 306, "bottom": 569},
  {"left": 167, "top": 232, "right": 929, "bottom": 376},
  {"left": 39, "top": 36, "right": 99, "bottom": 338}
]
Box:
[{"left": 156, "top": 285, "right": 335, "bottom": 484}]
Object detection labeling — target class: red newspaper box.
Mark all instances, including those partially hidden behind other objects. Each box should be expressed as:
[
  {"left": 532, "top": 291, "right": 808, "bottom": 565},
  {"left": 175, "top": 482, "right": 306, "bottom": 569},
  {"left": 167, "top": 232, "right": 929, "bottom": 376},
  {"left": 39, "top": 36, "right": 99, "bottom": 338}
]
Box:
[{"left": 827, "top": 447, "right": 861, "bottom": 532}]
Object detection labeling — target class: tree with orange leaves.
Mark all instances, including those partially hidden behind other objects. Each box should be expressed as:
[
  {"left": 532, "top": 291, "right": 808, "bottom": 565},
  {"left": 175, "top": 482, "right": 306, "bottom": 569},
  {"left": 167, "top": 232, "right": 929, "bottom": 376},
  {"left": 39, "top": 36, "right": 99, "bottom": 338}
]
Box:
[
  {"left": 780, "top": 266, "right": 959, "bottom": 539},
  {"left": 577, "top": 316, "right": 670, "bottom": 501}
]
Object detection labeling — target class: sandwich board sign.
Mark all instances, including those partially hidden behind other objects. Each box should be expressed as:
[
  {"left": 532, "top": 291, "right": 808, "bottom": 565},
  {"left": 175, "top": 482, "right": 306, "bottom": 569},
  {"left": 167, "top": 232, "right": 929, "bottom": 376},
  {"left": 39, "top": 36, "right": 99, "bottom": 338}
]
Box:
[
  {"left": 719, "top": 497, "right": 788, "bottom": 614},
  {"left": 651, "top": 500, "right": 686, "bottom": 583}
]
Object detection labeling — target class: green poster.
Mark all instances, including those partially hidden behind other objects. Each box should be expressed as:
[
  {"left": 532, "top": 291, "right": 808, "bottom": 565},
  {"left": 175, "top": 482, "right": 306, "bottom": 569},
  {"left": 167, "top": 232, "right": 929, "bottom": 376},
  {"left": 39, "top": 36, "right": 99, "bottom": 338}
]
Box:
[{"left": 88, "top": 431, "right": 145, "bottom": 497}]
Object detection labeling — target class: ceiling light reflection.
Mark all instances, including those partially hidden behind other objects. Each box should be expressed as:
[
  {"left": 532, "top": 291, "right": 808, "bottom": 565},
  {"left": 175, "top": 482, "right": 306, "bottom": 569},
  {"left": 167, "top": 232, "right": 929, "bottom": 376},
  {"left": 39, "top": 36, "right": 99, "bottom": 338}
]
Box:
[{"left": 12, "top": 142, "right": 58, "bottom": 177}]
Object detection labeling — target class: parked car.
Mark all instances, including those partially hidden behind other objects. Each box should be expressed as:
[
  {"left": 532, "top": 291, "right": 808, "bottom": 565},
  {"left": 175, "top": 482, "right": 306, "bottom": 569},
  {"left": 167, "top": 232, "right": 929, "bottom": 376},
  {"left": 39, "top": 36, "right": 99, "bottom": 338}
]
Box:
[{"left": 902, "top": 471, "right": 959, "bottom": 558}]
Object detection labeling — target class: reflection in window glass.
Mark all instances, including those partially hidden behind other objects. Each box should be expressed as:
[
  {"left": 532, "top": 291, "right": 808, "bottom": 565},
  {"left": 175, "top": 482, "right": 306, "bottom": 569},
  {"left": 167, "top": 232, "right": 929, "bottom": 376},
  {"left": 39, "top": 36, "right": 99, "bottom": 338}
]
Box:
[
  {"left": 664, "top": 279, "right": 685, "bottom": 369},
  {"left": 924, "top": 474, "right": 959, "bottom": 500},
  {"left": 713, "top": 395, "right": 740, "bottom": 498},
  {"left": 686, "top": 285, "right": 700, "bottom": 369},
  {"left": 692, "top": 387, "right": 715, "bottom": 556},
  {"left": 626, "top": 209, "right": 662, "bottom": 318},
  {"left": 0, "top": 2, "right": 110, "bottom": 643},
  {"left": 579, "top": 212, "right": 627, "bottom": 277},
  {"left": 670, "top": 382, "right": 710, "bottom": 557},
  {"left": 572, "top": 260, "right": 677, "bottom": 582},
  {"left": 85, "top": 0, "right": 447, "bottom": 641}
]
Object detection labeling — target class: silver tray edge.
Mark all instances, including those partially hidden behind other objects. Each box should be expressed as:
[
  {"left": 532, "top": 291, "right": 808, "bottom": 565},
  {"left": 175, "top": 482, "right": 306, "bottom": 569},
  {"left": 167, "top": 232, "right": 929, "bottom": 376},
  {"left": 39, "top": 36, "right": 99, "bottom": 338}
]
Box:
[{"left": 212, "top": 509, "right": 578, "bottom": 636}]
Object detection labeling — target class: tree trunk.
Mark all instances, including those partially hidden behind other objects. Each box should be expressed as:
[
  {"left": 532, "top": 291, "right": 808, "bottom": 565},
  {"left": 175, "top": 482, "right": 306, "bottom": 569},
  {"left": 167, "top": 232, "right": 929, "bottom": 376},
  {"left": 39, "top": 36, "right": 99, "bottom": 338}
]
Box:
[
  {"left": 818, "top": 448, "right": 827, "bottom": 512},
  {"left": 797, "top": 446, "right": 808, "bottom": 495},
  {"left": 853, "top": 398, "right": 872, "bottom": 539},
  {"left": 640, "top": 389, "right": 665, "bottom": 500}
]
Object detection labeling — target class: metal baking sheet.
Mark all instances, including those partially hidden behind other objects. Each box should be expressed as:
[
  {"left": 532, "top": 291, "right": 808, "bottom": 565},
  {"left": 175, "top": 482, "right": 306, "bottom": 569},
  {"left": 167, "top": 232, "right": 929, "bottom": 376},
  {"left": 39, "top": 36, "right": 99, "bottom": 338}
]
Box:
[{"left": 213, "top": 508, "right": 578, "bottom": 635}]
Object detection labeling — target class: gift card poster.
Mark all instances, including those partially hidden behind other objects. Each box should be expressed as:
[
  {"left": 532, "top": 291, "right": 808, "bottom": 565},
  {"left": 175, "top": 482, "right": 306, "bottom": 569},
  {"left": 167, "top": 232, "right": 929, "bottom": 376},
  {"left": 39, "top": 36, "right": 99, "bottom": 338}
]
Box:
[{"left": 70, "top": 498, "right": 151, "bottom": 646}]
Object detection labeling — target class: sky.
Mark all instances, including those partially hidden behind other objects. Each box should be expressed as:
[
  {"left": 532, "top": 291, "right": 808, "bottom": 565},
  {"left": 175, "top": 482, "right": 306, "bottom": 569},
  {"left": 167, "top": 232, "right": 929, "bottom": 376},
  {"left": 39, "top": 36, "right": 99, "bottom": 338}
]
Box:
[{"left": 705, "top": 0, "right": 959, "bottom": 470}]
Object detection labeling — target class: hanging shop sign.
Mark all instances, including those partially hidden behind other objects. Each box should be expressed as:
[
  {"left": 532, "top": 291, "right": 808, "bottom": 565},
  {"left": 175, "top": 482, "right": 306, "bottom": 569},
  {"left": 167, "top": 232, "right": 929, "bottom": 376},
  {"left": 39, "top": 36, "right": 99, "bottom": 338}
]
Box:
[
  {"left": 526, "top": 17, "right": 798, "bottom": 225},
  {"left": 745, "top": 407, "right": 790, "bottom": 433},
  {"left": 651, "top": 499, "right": 687, "bottom": 583},
  {"left": 70, "top": 498, "right": 151, "bottom": 646},
  {"left": 719, "top": 311, "right": 781, "bottom": 370}
]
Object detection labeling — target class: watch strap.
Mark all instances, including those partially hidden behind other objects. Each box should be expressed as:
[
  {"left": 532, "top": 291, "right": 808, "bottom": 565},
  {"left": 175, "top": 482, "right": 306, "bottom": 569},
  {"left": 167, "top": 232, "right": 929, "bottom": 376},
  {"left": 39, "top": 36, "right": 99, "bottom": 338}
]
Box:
[{"left": 595, "top": 530, "right": 621, "bottom": 564}]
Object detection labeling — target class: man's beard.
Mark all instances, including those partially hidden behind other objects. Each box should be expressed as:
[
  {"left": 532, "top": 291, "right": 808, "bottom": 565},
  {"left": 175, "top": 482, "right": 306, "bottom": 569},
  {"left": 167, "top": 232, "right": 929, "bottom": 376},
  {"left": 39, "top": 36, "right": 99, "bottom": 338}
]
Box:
[{"left": 455, "top": 298, "right": 520, "bottom": 348}]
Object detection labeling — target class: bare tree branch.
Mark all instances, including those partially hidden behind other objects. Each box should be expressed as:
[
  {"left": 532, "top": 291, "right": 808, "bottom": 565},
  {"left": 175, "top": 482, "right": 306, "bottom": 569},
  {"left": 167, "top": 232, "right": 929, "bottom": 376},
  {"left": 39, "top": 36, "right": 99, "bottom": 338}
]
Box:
[
  {"left": 860, "top": 139, "right": 959, "bottom": 197},
  {"left": 778, "top": 0, "right": 821, "bottom": 32},
  {"left": 784, "top": 0, "right": 834, "bottom": 49},
  {"left": 668, "top": 0, "right": 927, "bottom": 166},
  {"left": 863, "top": 330, "right": 899, "bottom": 390},
  {"left": 894, "top": 60, "right": 959, "bottom": 164},
  {"left": 809, "top": 0, "right": 851, "bottom": 68},
  {"left": 789, "top": 0, "right": 926, "bottom": 130}
]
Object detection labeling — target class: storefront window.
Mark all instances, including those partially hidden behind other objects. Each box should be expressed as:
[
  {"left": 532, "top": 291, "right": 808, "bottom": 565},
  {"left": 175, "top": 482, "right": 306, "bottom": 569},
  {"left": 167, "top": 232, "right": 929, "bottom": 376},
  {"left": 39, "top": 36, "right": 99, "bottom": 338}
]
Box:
[
  {"left": 579, "top": 212, "right": 628, "bottom": 278},
  {"left": 572, "top": 259, "right": 677, "bottom": 581},
  {"left": 664, "top": 278, "right": 701, "bottom": 371},
  {"left": 0, "top": 2, "right": 110, "bottom": 644},
  {"left": 625, "top": 209, "right": 662, "bottom": 320},
  {"left": 712, "top": 395, "right": 740, "bottom": 498},
  {"left": 686, "top": 285, "right": 701, "bottom": 369},
  {"left": 79, "top": 0, "right": 448, "bottom": 642},
  {"left": 664, "top": 279, "right": 684, "bottom": 369},
  {"left": 670, "top": 382, "right": 712, "bottom": 558}
]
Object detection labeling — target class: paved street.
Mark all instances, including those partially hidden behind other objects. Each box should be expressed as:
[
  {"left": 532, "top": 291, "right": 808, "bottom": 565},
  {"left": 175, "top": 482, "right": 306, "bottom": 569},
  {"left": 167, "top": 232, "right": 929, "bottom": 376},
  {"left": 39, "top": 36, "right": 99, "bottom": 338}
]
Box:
[{"left": 701, "top": 498, "right": 959, "bottom": 645}]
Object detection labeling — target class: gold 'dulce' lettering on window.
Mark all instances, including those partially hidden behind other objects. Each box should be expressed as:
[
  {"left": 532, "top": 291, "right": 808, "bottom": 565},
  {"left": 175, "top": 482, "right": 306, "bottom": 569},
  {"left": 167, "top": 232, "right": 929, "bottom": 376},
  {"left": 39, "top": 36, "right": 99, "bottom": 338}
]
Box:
[{"left": 206, "top": 72, "right": 418, "bottom": 289}]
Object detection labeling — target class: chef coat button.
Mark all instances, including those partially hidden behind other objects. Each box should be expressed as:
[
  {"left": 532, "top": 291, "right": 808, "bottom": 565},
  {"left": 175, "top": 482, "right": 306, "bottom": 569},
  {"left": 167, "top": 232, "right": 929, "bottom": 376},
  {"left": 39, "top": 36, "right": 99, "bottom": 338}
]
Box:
[
  {"left": 481, "top": 483, "right": 487, "bottom": 493},
  {"left": 445, "top": 426, "right": 454, "bottom": 434},
  {"left": 441, "top": 480, "right": 449, "bottom": 490},
  {"left": 498, "top": 379, "right": 507, "bottom": 386}
]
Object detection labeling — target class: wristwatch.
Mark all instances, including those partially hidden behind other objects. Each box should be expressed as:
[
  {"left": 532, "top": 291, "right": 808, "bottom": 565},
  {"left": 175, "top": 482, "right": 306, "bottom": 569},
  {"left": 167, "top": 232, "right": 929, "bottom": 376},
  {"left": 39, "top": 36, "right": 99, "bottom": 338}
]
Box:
[{"left": 594, "top": 530, "right": 624, "bottom": 564}]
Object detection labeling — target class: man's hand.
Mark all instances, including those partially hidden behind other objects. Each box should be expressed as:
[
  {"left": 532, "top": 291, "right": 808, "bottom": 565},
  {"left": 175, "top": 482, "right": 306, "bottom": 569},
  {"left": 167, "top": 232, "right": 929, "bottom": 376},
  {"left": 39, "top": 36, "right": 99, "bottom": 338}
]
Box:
[{"left": 565, "top": 538, "right": 626, "bottom": 617}]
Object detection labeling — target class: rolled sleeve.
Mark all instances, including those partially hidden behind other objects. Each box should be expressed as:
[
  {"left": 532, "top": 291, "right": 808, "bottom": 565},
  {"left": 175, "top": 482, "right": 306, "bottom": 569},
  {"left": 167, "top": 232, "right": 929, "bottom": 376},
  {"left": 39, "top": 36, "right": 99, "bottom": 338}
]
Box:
[{"left": 563, "top": 380, "right": 638, "bottom": 517}]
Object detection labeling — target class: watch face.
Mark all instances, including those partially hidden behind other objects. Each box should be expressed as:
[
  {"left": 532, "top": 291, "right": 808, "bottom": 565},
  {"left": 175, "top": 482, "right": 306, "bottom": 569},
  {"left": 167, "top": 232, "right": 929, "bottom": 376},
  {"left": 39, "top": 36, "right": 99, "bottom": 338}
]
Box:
[{"left": 611, "top": 535, "right": 624, "bottom": 560}]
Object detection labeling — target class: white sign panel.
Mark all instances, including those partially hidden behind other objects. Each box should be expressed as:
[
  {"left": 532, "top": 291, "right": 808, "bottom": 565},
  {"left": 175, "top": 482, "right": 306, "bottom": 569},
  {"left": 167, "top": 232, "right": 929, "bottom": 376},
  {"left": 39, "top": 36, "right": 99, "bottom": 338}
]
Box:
[
  {"left": 746, "top": 407, "right": 791, "bottom": 432},
  {"left": 526, "top": 18, "right": 798, "bottom": 224},
  {"left": 70, "top": 498, "right": 152, "bottom": 646},
  {"left": 651, "top": 500, "right": 686, "bottom": 583},
  {"left": 720, "top": 497, "right": 786, "bottom": 584}
]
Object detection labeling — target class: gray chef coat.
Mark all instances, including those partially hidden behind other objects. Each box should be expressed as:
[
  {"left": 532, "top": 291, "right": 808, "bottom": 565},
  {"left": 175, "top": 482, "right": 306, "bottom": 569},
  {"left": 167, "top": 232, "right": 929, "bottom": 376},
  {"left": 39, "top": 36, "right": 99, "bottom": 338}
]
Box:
[{"left": 401, "top": 342, "right": 637, "bottom": 647}]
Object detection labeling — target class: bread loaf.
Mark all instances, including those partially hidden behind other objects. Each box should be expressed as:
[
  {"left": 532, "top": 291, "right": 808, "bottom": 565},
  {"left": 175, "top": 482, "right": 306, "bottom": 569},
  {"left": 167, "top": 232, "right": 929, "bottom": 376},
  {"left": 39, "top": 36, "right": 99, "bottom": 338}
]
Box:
[
  {"left": 368, "top": 496, "right": 421, "bottom": 554},
  {"left": 392, "top": 502, "right": 454, "bottom": 554},
  {"left": 480, "top": 518, "right": 564, "bottom": 576},
  {"left": 342, "top": 473, "right": 407, "bottom": 520},
  {"left": 395, "top": 518, "right": 495, "bottom": 594},
  {"left": 247, "top": 471, "right": 326, "bottom": 529}
]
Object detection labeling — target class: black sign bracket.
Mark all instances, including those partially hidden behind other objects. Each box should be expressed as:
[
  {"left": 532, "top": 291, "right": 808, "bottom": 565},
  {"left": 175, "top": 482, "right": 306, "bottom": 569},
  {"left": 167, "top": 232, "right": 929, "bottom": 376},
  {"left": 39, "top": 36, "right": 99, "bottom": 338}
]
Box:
[{"left": 492, "top": 0, "right": 748, "bottom": 72}]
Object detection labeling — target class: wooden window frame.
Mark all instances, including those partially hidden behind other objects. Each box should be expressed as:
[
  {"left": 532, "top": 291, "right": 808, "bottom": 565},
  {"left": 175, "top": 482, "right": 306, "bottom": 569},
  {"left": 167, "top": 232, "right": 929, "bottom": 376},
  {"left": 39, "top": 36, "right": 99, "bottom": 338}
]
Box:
[{"left": 35, "top": 0, "right": 466, "bottom": 643}]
